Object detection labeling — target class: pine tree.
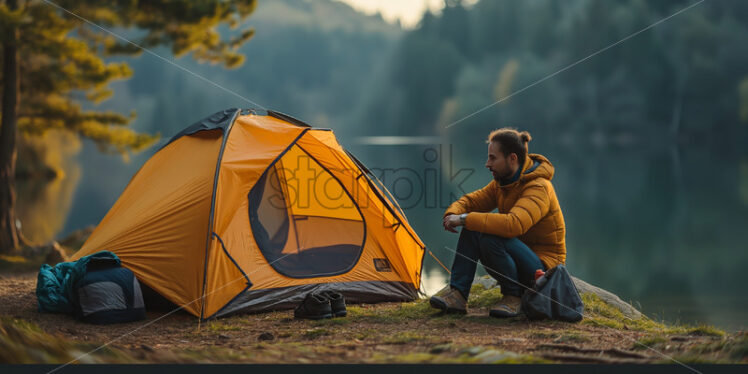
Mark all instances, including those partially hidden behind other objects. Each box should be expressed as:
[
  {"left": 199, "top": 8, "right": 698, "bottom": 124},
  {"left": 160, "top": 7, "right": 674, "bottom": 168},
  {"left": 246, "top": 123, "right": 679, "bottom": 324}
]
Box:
[{"left": 0, "top": 0, "right": 256, "bottom": 253}]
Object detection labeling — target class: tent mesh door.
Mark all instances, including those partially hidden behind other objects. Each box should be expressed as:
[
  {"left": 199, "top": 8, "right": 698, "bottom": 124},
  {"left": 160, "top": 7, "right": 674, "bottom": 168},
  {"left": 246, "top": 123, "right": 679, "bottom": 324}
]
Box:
[{"left": 248, "top": 145, "right": 365, "bottom": 278}]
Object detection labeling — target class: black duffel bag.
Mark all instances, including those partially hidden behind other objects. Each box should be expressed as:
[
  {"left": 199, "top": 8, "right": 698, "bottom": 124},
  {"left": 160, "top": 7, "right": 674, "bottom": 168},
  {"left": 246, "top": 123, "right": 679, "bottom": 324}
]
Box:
[{"left": 521, "top": 264, "right": 584, "bottom": 322}]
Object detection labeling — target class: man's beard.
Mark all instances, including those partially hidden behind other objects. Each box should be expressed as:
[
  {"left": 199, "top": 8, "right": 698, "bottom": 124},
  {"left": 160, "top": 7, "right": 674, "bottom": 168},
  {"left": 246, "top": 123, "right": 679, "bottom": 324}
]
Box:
[{"left": 491, "top": 168, "right": 512, "bottom": 182}]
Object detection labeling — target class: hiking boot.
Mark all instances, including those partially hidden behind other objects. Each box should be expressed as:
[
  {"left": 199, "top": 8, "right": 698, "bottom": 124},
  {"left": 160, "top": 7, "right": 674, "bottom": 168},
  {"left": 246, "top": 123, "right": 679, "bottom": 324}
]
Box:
[
  {"left": 489, "top": 294, "right": 523, "bottom": 318},
  {"left": 321, "top": 290, "right": 347, "bottom": 317},
  {"left": 429, "top": 286, "right": 467, "bottom": 314},
  {"left": 294, "top": 292, "right": 333, "bottom": 320}
]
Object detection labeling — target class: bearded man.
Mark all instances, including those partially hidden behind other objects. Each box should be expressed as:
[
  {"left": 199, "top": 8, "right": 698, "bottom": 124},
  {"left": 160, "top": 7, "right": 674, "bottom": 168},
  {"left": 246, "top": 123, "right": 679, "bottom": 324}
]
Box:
[{"left": 430, "top": 128, "right": 566, "bottom": 318}]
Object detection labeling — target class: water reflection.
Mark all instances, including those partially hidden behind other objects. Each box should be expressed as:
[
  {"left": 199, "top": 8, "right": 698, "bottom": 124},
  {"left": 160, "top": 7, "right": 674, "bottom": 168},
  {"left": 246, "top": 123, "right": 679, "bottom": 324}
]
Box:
[
  {"left": 16, "top": 131, "right": 81, "bottom": 245},
  {"left": 350, "top": 135, "right": 748, "bottom": 331}
]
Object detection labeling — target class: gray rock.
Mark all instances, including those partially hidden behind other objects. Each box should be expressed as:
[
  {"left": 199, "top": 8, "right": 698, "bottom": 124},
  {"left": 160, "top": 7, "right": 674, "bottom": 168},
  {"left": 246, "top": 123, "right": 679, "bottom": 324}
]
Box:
[
  {"left": 474, "top": 349, "right": 519, "bottom": 363},
  {"left": 460, "top": 346, "right": 485, "bottom": 356},
  {"left": 472, "top": 275, "right": 497, "bottom": 290}
]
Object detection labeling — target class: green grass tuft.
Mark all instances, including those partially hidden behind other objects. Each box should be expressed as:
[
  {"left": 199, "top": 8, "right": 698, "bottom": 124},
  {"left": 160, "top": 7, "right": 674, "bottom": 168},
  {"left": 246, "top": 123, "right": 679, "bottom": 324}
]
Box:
[
  {"left": 206, "top": 321, "right": 242, "bottom": 332},
  {"left": 685, "top": 325, "right": 726, "bottom": 337}
]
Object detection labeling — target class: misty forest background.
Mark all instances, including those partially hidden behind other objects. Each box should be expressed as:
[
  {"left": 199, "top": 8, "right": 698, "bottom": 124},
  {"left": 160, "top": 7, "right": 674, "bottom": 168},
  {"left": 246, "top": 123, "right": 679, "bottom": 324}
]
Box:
[{"left": 12, "top": 0, "right": 748, "bottom": 330}]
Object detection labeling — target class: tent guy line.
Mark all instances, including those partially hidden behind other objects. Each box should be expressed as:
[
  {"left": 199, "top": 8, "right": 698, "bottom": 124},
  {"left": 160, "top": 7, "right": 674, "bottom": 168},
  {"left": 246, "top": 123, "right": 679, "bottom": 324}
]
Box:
[
  {"left": 443, "top": 0, "right": 705, "bottom": 130},
  {"left": 42, "top": 0, "right": 267, "bottom": 111},
  {"left": 441, "top": 246, "right": 703, "bottom": 374}
]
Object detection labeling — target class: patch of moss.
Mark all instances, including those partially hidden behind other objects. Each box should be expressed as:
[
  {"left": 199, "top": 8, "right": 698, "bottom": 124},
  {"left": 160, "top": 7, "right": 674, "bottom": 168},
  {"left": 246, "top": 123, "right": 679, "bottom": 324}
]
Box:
[
  {"left": 581, "top": 293, "right": 665, "bottom": 331},
  {"left": 383, "top": 331, "right": 426, "bottom": 344},
  {"left": 470, "top": 283, "right": 487, "bottom": 294},
  {"left": 467, "top": 285, "right": 504, "bottom": 308}
]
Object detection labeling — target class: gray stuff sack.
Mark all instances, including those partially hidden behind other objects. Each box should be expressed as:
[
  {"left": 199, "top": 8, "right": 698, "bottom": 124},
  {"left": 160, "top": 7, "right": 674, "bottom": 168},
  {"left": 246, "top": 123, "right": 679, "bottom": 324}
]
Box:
[
  {"left": 521, "top": 264, "right": 584, "bottom": 322},
  {"left": 72, "top": 264, "right": 146, "bottom": 324}
]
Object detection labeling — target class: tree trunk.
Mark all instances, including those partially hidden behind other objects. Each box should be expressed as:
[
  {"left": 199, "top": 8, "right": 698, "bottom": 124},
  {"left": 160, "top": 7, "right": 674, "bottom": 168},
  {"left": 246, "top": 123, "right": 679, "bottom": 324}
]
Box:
[{"left": 0, "top": 0, "right": 20, "bottom": 253}]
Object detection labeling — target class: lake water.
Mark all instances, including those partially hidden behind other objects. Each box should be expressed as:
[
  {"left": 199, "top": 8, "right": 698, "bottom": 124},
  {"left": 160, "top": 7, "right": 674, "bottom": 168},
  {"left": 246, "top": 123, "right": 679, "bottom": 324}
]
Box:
[{"left": 18, "top": 129, "right": 748, "bottom": 332}]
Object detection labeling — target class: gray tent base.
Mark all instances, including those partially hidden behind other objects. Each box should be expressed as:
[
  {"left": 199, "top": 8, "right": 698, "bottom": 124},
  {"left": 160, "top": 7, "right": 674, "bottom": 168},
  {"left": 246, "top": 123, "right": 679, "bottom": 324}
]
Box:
[{"left": 209, "top": 281, "right": 418, "bottom": 320}]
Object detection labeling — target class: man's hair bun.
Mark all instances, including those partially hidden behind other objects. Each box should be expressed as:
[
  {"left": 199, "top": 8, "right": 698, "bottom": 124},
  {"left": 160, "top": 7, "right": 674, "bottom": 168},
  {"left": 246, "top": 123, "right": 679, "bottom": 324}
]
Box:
[{"left": 519, "top": 131, "right": 532, "bottom": 143}]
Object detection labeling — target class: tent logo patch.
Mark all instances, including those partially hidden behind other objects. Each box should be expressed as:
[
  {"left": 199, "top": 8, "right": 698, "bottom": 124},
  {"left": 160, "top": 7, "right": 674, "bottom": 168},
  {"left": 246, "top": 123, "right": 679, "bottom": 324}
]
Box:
[{"left": 373, "top": 258, "right": 392, "bottom": 272}]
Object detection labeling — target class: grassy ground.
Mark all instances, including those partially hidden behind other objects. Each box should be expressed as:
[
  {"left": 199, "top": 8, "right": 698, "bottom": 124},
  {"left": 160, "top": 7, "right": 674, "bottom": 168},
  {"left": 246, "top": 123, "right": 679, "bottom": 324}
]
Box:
[{"left": 1, "top": 272, "right": 745, "bottom": 365}]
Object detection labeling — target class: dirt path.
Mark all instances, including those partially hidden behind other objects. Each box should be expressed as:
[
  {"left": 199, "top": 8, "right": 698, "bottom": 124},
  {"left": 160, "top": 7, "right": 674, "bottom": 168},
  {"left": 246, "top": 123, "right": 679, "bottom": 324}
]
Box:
[{"left": 1, "top": 272, "right": 743, "bottom": 364}]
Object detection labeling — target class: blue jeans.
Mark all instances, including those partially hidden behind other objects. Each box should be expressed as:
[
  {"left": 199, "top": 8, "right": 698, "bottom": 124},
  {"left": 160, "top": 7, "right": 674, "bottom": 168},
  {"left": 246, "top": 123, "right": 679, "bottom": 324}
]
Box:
[{"left": 449, "top": 228, "right": 545, "bottom": 299}]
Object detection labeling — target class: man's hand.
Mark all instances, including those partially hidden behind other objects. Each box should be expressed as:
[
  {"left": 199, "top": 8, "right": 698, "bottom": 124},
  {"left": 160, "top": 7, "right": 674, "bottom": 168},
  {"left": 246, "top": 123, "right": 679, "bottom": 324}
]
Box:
[{"left": 443, "top": 214, "right": 463, "bottom": 233}]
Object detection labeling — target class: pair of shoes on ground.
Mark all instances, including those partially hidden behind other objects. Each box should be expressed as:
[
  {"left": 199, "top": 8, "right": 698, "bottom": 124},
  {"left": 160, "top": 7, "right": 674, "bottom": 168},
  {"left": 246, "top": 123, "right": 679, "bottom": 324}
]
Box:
[
  {"left": 294, "top": 290, "right": 347, "bottom": 320},
  {"left": 429, "top": 286, "right": 523, "bottom": 318}
]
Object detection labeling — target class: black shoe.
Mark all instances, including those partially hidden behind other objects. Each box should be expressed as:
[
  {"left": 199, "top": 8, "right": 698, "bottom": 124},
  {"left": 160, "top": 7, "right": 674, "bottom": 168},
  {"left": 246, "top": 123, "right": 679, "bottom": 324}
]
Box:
[
  {"left": 321, "top": 290, "right": 347, "bottom": 317},
  {"left": 294, "top": 292, "right": 333, "bottom": 320}
]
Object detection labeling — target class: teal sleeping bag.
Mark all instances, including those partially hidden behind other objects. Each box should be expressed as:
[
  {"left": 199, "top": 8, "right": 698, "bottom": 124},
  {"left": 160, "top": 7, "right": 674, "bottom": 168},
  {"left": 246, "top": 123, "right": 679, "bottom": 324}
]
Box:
[{"left": 36, "top": 251, "right": 120, "bottom": 314}]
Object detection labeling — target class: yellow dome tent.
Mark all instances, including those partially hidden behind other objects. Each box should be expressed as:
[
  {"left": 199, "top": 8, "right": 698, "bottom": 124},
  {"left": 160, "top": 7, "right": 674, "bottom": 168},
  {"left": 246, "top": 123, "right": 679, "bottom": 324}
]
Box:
[{"left": 72, "top": 109, "right": 425, "bottom": 320}]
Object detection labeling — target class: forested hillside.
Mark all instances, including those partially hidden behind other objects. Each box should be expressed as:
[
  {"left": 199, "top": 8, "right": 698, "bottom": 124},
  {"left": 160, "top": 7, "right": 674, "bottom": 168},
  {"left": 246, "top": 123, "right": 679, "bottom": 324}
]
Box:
[{"left": 357, "top": 0, "right": 748, "bottom": 139}]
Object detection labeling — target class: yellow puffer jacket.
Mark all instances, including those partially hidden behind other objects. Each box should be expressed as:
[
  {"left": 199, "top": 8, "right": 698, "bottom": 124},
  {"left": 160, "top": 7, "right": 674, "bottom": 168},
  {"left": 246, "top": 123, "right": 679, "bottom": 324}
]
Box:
[{"left": 444, "top": 153, "right": 566, "bottom": 269}]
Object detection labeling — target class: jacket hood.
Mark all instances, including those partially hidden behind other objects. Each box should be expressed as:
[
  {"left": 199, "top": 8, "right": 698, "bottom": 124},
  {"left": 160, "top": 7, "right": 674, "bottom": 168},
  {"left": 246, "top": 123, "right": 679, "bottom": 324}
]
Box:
[{"left": 499, "top": 153, "right": 554, "bottom": 188}]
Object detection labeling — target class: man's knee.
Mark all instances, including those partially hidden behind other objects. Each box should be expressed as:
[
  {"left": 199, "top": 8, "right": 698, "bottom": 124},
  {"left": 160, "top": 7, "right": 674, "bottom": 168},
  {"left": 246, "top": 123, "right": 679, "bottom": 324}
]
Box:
[
  {"left": 478, "top": 234, "right": 512, "bottom": 253},
  {"left": 480, "top": 234, "right": 515, "bottom": 246}
]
